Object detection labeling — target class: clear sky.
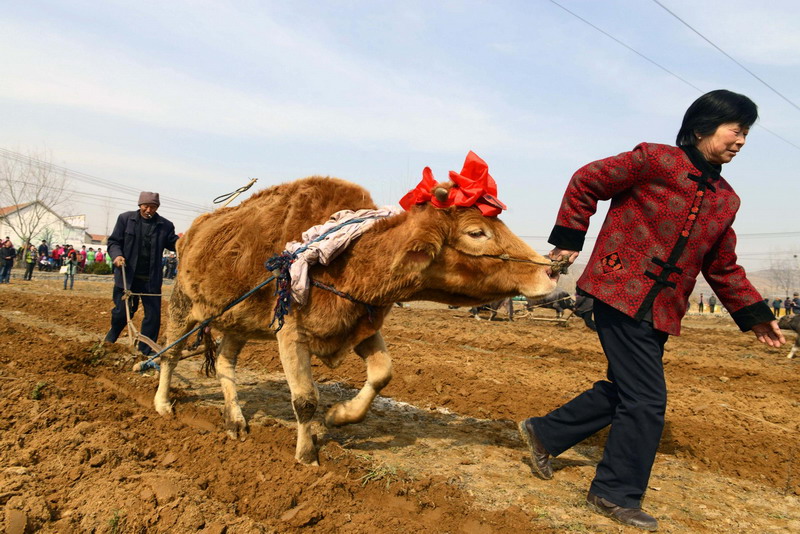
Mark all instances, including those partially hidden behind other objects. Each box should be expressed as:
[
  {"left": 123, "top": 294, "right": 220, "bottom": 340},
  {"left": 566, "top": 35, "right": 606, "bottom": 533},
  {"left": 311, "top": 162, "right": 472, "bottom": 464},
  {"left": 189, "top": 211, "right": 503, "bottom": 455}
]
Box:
[{"left": 1, "top": 0, "right": 798, "bottom": 271}]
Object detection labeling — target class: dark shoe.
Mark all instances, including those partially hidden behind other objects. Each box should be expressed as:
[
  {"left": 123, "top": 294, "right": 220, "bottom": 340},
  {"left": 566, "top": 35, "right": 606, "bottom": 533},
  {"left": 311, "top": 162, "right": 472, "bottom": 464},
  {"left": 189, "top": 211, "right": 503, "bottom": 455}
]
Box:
[
  {"left": 586, "top": 492, "right": 658, "bottom": 531},
  {"left": 518, "top": 419, "right": 553, "bottom": 479}
]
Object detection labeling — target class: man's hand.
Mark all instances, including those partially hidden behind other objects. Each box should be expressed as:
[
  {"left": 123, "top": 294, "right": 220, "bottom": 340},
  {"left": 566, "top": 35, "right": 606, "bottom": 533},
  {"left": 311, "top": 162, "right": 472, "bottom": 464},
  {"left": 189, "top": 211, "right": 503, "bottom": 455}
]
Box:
[
  {"left": 113, "top": 256, "right": 126, "bottom": 268},
  {"left": 751, "top": 320, "right": 785, "bottom": 347}
]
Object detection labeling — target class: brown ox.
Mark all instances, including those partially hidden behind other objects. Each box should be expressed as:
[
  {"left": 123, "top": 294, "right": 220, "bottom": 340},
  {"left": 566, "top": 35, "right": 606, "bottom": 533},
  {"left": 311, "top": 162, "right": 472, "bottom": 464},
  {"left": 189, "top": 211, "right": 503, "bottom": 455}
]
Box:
[{"left": 154, "top": 176, "right": 555, "bottom": 464}]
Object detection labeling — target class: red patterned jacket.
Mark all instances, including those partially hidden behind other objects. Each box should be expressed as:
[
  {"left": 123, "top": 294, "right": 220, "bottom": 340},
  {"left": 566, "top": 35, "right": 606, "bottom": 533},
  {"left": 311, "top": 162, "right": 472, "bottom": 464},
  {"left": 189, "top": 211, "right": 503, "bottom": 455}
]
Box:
[{"left": 549, "top": 142, "right": 773, "bottom": 336}]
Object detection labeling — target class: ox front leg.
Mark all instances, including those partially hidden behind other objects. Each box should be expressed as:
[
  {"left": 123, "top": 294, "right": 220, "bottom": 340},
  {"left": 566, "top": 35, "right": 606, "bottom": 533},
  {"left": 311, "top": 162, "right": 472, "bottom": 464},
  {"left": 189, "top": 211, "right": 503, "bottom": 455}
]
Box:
[
  {"left": 154, "top": 289, "right": 196, "bottom": 416},
  {"left": 789, "top": 337, "right": 799, "bottom": 359},
  {"left": 216, "top": 335, "right": 249, "bottom": 440},
  {"left": 325, "top": 331, "right": 392, "bottom": 428},
  {"left": 277, "top": 326, "right": 320, "bottom": 465}
]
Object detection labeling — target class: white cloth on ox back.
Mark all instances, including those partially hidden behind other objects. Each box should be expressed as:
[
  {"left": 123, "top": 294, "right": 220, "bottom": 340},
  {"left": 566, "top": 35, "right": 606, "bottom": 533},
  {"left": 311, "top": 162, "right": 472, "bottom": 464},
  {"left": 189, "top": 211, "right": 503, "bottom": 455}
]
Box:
[{"left": 285, "top": 206, "right": 403, "bottom": 305}]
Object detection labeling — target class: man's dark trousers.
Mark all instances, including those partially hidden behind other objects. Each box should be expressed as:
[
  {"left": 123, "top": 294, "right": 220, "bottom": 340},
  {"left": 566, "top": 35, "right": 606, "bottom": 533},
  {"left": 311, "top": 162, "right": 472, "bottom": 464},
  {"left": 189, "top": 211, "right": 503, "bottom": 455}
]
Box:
[
  {"left": 530, "top": 299, "right": 669, "bottom": 509},
  {"left": 105, "top": 278, "right": 162, "bottom": 356}
]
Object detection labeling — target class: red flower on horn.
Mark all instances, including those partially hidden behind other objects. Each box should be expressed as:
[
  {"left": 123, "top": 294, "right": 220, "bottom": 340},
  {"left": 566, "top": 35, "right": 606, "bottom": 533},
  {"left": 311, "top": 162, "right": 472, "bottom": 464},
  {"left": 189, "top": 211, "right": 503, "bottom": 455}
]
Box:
[
  {"left": 399, "top": 151, "right": 507, "bottom": 216},
  {"left": 399, "top": 166, "right": 436, "bottom": 210}
]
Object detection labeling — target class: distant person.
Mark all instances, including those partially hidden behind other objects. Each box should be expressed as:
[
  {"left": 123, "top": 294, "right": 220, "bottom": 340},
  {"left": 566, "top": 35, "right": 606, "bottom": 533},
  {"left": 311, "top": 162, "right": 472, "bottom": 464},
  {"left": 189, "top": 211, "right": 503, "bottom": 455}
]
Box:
[
  {"left": 23, "top": 244, "right": 36, "bottom": 281},
  {"left": 63, "top": 247, "right": 78, "bottom": 290},
  {"left": 517, "top": 90, "right": 783, "bottom": 531},
  {"left": 94, "top": 248, "right": 104, "bottom": 264},
  {"left": 793, "top": 293, "right": 800, "bottom": 315},
  {"left": 164, "top": 252, "right": 178, "bottom": 279},
  {"left": 37, "top": 241, "right": 49, "bottom": 270},
  {"left": 78, "top": 245, "right": 87, "bottom": 273},
  {"left": 19, "top": 241, "right": 31, "bottom": 262},
  {"left": 38, "top": 253, "right": 51, "bottom": 272},
  {"left": 51, "top": 244, "right": 62, "bottom": 269},
  {"left": 104, "top": 192, "right": 179, "bottom": 355},
  {"left": 698, "top": 293, "right": 704, "bottom": 313},
  {"left": 708, "top": 294, "right": 717, "bottom": 314},
  {"left": 0, "top": 240, "right": 16, "bottom": 284},
  {"left": 786, "top": 297, "right": 793, "bottom": 316},
  {"left": 772, "top": 297, "right": 783, "bottom": 317}
]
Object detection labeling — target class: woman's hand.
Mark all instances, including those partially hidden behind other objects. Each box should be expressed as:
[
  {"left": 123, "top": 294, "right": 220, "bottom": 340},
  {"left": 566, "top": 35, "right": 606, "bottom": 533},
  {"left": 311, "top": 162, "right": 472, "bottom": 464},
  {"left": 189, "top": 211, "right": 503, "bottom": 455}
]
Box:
[
  {"left": 751, "top": 320, "right": 785, "bottom": 347},
  {"left": 549, "top": 247, "right": 580, "bottom": 264},
  {"left": 548, "top": 248, "right": 580, "bottom": 279}
]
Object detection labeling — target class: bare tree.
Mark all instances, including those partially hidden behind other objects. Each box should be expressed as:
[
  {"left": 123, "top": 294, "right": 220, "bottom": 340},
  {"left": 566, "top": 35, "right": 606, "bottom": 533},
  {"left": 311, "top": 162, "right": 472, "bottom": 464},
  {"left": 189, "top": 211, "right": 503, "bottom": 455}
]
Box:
[
  {"left": 768, "top": 253, "right": 799, "bottom": 298},
  {"left": 0, "top": 150, "right": 70, "bottom": 249}
]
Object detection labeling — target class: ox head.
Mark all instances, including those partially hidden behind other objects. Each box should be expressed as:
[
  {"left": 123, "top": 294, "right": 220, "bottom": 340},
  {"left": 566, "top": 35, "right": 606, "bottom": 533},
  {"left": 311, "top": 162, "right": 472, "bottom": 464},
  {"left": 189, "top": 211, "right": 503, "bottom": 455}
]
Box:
[
  {"left": 393, "top": 153, "right": 557, "bottom": 306},
  {"left": 778, "top": 314, "right": 798, "bottom": 330}
]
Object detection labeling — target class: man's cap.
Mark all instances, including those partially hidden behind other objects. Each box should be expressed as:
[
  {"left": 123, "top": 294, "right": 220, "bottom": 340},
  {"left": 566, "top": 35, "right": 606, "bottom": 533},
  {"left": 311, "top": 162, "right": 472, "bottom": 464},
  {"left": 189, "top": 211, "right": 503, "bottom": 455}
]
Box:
[{"left": 138, "top": 191, "right": 160, "bottom": 207}]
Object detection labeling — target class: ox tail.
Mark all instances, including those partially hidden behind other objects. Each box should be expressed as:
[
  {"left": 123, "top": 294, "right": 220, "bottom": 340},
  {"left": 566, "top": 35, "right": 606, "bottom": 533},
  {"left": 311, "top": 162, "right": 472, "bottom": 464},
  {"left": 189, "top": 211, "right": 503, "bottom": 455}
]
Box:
[{"left": 200, "top": 327, "right": 217, "bottom": 377}]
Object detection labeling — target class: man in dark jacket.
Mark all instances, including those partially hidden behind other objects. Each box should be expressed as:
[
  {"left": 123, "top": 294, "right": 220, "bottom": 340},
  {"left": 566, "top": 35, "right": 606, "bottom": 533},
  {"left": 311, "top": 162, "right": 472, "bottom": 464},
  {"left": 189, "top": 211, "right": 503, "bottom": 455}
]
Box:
[
  {"left": 104, "top": 192, "right": 179, "bottom": 355},
  {"left": 0, "top": 240, "right": 16, "bottom": 284}
]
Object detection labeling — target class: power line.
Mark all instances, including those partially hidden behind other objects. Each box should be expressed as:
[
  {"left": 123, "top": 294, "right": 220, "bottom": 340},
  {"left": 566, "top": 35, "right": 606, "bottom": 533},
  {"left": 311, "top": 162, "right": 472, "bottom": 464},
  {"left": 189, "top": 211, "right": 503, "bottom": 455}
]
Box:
[
  {"left": 652, "top": 0, "right": 800, "bottom": 113},
  {"left": 0, "top": 147, "right": 213, "bottom": 212},
  {"left": 3, "top": 178, "right": 207, "bottom": 215},
  {"left": 547, "top": 0, "right": 703, "bottom": 91},
  {"left": 547, "top": 0, "right": 800, "bottom": 152}
]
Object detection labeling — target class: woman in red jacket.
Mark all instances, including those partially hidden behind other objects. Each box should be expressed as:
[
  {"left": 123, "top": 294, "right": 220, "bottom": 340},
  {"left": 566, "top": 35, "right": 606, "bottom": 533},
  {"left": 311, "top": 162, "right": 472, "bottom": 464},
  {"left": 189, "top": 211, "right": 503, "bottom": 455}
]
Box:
[{"left": 518, "top": 90, "right": 784, "bottom": 531}]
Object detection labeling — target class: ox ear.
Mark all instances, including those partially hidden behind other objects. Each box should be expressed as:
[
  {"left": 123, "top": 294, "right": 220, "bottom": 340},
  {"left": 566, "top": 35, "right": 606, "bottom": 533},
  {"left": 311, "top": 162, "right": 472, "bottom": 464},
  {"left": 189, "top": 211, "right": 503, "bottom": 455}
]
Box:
[{"left": 392, "top": 233, "right": 441, "bottom": 273}]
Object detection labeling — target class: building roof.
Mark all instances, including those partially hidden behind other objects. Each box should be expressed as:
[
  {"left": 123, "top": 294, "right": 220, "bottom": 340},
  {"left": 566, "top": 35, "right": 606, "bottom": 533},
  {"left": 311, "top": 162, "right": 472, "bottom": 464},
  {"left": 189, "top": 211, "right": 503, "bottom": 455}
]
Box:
[{"left": 0, "top": 202, "right": 35, "bottom": 217}]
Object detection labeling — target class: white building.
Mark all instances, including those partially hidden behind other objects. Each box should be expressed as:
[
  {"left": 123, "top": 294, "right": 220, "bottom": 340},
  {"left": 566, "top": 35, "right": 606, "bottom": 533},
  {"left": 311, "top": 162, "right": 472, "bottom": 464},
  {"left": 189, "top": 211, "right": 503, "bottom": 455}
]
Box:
[{"left": 0, "top": 201, "right": 90, "bottom": 247}]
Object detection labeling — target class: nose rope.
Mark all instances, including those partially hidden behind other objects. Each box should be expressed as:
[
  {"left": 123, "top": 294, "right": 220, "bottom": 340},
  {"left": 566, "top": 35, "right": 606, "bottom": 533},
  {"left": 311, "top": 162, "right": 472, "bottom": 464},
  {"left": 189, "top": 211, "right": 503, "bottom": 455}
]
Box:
[{"left": 483, "top": 254, "right": 571, "bottom": 275}]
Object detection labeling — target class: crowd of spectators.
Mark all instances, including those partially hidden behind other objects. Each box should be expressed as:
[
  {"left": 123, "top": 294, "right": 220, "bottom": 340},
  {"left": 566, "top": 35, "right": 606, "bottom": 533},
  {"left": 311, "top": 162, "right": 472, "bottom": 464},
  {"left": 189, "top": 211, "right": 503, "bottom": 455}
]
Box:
[
  {"left": 31, "top": 240, "right": 112, "bottom": 273},
  {"left": 1, "top": 236, "right": 180, "bottom": 283},
  {"left": 1, "top": 236, "right": 113, "bottom": 281}
]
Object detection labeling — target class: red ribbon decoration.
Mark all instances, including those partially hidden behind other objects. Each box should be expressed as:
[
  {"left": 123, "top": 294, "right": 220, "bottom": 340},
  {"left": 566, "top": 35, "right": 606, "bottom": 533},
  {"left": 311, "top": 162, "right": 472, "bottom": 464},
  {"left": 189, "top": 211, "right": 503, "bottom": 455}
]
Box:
[{"left": 399, "top": 151, "right": 507, "bottom": 216}]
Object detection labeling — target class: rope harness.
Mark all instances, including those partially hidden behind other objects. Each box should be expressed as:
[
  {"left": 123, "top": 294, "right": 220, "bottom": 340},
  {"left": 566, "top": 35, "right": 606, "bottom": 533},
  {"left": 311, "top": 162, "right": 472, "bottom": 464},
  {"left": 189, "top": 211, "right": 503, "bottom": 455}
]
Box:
[
  {"left": 119, "top": 267, "right": 164, "bottom": 353},
  {"left": 130, "top": 217, "right": 571, "bottom": 373},
  {"left": 213, "top": 178, "right": 258, "bottom": 208},
  {"left": 482, "top": 253, "right": 571, "bottom": 275}
]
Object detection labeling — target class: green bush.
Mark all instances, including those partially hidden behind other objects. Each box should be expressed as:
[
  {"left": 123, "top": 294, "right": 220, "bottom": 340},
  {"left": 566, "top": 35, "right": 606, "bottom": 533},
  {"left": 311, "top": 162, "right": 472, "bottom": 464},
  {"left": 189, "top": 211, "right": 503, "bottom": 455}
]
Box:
[{"left": 85, "top": 262, "right": 112, "bottom": 275}]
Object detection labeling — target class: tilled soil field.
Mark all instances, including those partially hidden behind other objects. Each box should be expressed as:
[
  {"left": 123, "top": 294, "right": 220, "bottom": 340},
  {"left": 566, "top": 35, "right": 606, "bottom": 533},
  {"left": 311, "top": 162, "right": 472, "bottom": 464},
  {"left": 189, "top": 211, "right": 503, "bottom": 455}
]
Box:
[{"left": 1, "top": 276, "right": 799, "bottom": 533}]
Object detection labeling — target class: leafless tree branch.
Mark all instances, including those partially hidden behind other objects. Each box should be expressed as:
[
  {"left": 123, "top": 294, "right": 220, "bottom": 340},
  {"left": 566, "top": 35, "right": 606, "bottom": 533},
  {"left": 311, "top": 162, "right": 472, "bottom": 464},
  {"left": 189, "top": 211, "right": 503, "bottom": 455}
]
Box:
[{"left": 0, "top": 150, "right": 70, "bottom": 247}]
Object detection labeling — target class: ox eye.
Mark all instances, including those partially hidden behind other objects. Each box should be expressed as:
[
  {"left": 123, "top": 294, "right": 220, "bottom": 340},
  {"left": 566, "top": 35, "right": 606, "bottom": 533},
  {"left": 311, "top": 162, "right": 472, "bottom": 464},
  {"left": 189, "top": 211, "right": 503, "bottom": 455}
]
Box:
[{"left": 467, "top": 229, "right": 486, "bottom": 238}]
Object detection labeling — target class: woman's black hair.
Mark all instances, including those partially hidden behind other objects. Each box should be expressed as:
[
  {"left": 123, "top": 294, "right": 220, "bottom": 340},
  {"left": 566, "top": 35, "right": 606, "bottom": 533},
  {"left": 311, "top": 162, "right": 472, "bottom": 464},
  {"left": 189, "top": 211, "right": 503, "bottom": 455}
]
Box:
[{"left": 676, "top": 89, "right": 758, "bottom": 146}]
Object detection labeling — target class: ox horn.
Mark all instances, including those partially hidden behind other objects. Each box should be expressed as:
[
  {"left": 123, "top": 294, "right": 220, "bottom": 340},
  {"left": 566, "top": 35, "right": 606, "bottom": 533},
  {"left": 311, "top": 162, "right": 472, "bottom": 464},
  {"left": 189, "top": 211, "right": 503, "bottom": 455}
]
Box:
[{"left": 433, "top": 186, "right": 449, "bottom": 203}]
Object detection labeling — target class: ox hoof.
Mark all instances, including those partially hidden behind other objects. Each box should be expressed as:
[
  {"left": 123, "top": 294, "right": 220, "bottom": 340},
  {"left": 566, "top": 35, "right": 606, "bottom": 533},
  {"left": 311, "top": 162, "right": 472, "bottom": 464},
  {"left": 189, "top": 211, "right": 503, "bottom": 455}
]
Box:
[
  {"left": 154, "top": 400, "right": 173, "bottom": 417},
  {"left": 324, "top": 410, "right": 342, "bottom": 428},
  {"left": 296, "top": 447, "right": 320, "bottom": 466},
  {"left": 324, "top": 404, "right": 367, "bottom": 428},
  {"left": 224, "top": 408, "right": 248, "bottom": 441},
  {"left": 224, "top": 419, "right": 248, "bottom": 441}
]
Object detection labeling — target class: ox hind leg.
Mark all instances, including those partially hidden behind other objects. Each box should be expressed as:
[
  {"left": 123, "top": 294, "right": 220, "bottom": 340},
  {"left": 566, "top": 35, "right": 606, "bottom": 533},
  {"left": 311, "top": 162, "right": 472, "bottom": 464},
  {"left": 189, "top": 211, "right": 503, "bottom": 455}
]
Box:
[
  {"left": 215, "top": 334, "right": 249, "bottom": 440},
  {"left": 789, "top": 335, "right": 799, "bottom": 359},
  {"left": 154, "top": 282, "right": 197, "bottom": 416},
  {"left": 325, "top": 331, "right": 392, "bottom": 428}
]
